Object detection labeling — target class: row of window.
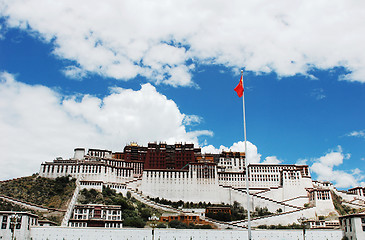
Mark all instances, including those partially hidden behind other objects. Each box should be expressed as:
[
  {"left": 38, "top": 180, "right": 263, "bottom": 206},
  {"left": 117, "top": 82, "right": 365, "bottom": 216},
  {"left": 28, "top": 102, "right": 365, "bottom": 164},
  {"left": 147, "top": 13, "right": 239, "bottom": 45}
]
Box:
[
  {"left": 146, "top": 171, "right": 190, "bottom": 178},
  {"left": 70, "top": 222, "right": 87, "bottom": 227},
  {"left": 88, "top": 150, "right": 111, "bottom": 158},
  {"left": 250, "top": 176, "right": 280, "bottom": 182},
  {"left": 250, "top": 167, "right": 284, "bottom": 173},
  {"left": 1, "top": 215, "right": 22, "bottom": 229},
  {"left": 310, "top": 191, "right": 331, "bottom": 201},
  {"left": 105, "top": 222, "right": 122, "bottom": 228},
  {"left": 42, "top": 164, "right": 132, "bottom": 177}
]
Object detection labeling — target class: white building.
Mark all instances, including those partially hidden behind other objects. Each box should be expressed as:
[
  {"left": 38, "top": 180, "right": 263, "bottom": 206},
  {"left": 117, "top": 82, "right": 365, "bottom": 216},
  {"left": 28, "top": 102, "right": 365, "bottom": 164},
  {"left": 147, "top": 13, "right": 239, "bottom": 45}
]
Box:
[
  {"left": 339, "top": 211, "right": 365, "bottom": 240},
  {"left": 39, "top": 148, "right": 135, "bottom": 183},
  {"left": 348, "top": 187, "right": 365, "bottom": 198},
  {"left": 218, "top": 151, "right": 245, "bottom": 172},
  {"left": 38, "top": 147, "right": 365, "bottom": 228},
  {"left": 0, "top": 211, "right": 38, "bottom": 240},
  {"left": 69, "top": 204, "right": 123, "bottom": 228}
]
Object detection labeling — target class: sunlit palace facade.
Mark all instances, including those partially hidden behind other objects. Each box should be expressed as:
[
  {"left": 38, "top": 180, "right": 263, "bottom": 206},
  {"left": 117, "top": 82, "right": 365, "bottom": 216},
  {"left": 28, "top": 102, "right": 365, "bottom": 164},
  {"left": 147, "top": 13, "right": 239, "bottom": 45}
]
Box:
[
  {"left": 39, "top": 142, "right": 365, "bottom": 223},
  {"left": 40, "top": 142, "right": 311, "bottom": 190},
  {"left": 40, "top": 143, "right": 314, "bottom": 203}
]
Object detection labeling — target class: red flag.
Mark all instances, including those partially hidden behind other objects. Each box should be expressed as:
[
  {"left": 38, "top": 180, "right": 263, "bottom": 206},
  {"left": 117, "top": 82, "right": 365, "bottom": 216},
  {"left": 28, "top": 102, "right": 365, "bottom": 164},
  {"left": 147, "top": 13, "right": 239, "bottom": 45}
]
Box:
[{"left": 234, "top": 75, "right": 244, "bottom": 97}]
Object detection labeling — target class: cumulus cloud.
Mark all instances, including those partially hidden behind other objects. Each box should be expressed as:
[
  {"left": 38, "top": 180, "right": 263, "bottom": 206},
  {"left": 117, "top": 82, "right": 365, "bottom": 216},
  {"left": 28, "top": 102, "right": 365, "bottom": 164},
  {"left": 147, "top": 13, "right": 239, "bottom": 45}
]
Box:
[
  {"left": 202, "top": 141, "right": 285, "bottom": 165},
  {"left": 202, "top": 141, "right": 262, "bottom": 164},
  {"left": 0, "top": 72, "right": 210, "bottom": 180},
  {"left": 310, "top": 146, "right": 363, "bottom": 188},
  {"left": 62, "top": 66, "right": 88, "bottom": 80},
  {"left": 1, "top": 0, "right": 365, "bottom": 85},
  {"left": 262, "top": 156, "right": 282, "bottom": 164}
]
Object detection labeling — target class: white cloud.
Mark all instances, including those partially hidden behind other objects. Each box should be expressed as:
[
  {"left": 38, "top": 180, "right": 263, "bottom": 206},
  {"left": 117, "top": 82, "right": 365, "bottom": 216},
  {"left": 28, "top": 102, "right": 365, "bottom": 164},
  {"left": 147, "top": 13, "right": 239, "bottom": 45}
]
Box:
[
  {"left": 0, "top": 72, "right": 210, "bottom": 180},
  {"left": 0, "top": 24, "right": 3, "bottom": 39},
  {"left": 62, "top": 66, "right": 88, "bottom": 80},
  {"left": 347, "top": 129, "right": 365, "bottom": 138},
  {"left": 310, "top": 146, "right": 362, "bottom": 188},
  {"left": 183, "top": 114, "right": 202, "bottom": 126},
  {"left": 202, "top": 141, "right": 261, "bottom": 164},
  {"left": 1, "top": 0, "right": 365, "bottom": 85},
  {"left": 262, "top": 156, "right": 282, "bottom": 164},
  {"left": 202, "top": 141, "right": 285, "bottom": 165},
  {"left": 296, "top": 159, "right": 308, "bottom": 165}
]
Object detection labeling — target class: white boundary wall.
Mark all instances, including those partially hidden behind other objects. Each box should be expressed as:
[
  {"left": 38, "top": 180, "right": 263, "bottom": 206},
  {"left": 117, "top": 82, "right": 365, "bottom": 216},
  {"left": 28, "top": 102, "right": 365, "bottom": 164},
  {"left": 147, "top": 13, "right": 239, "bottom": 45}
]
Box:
[{"left": 29, "top": 227, "right": 343, "bottom": 240}]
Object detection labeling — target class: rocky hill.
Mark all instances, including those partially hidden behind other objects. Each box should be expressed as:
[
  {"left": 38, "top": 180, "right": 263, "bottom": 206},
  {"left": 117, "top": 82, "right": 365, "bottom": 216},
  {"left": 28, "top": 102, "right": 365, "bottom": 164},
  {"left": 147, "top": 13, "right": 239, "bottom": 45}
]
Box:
[{"left": 0, "top": 174, "right": 76, "bottom": 210}]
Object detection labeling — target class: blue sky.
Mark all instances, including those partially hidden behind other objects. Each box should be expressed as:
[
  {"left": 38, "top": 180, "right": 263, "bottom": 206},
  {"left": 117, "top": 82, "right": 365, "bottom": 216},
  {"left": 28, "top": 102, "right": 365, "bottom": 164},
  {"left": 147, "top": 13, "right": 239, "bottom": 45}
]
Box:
[{"left": 0, "top": 0, "right": 364, "bottom": 188}]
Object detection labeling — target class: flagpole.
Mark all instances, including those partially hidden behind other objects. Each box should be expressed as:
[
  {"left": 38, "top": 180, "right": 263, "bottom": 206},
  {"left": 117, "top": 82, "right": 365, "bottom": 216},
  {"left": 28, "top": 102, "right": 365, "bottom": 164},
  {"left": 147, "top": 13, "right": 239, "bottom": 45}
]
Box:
[{"left": 241, "top": 70, "right": 252, "bottom": 240}]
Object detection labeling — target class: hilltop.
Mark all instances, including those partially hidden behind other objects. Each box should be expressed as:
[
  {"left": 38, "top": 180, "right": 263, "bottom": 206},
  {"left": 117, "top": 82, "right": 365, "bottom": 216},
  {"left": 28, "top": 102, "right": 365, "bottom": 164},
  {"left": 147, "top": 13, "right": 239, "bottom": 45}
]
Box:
[{"left": 0, "top": 174, "right": 76, "bottom": 210}]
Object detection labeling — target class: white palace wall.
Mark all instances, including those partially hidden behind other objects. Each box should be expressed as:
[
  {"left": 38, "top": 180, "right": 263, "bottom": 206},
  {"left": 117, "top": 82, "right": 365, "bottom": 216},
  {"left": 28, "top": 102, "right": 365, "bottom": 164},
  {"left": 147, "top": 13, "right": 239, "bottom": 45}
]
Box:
[
  {"left": 140, "top": 170, "right": 298, "bottom": 213},
  {"left": 29, "top": 227, "right": 343, "bottom": 240},
  {"left": 283, "top": 197, "right": 309, "bottom": 208},
  {"left": 140, "top": 169, "right": 226, "bottom": 203},
  {"left": 282, "top": 170, "right": 310, "bottom": 200},
  {"left": 228, "top": 188, "right": 297, "bottom": 213},
  {"left": 40, "top": 163, "right": 133, "bottom": 183}
]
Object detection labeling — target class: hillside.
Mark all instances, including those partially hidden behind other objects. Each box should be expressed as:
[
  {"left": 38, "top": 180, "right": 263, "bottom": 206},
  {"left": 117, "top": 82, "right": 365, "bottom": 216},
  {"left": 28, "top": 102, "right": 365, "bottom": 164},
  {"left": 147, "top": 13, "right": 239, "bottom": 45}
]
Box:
[{"left": 0, "top": 174, "right": 76, "bottom": 210}]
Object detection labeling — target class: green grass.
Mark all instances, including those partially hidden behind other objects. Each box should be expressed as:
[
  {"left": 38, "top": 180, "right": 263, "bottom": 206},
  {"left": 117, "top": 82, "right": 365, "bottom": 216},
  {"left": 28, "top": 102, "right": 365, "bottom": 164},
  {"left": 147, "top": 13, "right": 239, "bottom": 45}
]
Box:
[{"left": 0, "top": 174, "right": 76, "bottom": 210}]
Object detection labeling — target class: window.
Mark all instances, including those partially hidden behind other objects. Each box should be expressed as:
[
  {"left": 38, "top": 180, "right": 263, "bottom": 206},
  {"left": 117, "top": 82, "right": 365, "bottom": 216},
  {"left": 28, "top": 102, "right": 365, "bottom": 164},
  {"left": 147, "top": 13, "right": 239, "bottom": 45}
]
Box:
[{"left": 349, "top": 219, "right": 352, "bottom": 232}]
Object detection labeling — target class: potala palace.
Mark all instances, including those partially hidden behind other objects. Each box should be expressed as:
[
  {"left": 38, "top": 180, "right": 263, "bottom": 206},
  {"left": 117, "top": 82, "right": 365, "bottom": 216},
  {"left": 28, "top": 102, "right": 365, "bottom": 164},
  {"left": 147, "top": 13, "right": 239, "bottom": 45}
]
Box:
[{"left": 38, "top": 142, "right": 365, "bottom": 231}]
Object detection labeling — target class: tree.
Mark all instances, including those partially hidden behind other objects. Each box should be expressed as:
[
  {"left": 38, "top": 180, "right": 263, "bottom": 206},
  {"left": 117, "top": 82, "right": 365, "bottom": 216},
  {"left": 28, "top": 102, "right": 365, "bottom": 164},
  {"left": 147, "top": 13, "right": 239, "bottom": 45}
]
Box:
[
  {"left": 140, "top": 208, "right": 152, "bottom": 221},
  {"left": 168, "top": 220, "right": 189, "bottom": 229},
  {"left": 126, "top": 191, "right": 132, "bottom": 199},
  {"left": 123, "top": 216, "right": 146, "bottom": 228}
]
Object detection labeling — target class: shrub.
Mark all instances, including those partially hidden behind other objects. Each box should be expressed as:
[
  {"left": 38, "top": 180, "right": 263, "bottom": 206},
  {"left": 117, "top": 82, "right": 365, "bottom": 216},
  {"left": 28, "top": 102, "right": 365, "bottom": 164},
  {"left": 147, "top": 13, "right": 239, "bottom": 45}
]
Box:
[
  {"left": 140, "top": 208, "right": 152, "bottom": 221},
  {"left": 206, "top": 212, "right": 232, "bottom": 222},
  {"left": 123, "top": 216, "right": 146, "bottom": 228},
  {"left": 168, "top": 220, "right": 189, "bottom": 229},
  {"left": 156, "top": 223, "right": 167, "bottom": 228}
]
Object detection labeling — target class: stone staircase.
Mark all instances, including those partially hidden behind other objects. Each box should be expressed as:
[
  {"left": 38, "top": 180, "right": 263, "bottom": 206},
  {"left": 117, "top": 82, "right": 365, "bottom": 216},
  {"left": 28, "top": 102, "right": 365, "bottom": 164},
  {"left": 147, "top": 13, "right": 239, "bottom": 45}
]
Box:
[
  {"left": 229, "top": 205, "right": 316, "bottom": 227},
  {"left": 124, "top": 181, "right": 245, "bottom": 229},
  {"left": 61, "top": 177, "right": 81, "bottom": 226},
  {"left": 223, "top": 185, "right": 302, "bottom": 211}
]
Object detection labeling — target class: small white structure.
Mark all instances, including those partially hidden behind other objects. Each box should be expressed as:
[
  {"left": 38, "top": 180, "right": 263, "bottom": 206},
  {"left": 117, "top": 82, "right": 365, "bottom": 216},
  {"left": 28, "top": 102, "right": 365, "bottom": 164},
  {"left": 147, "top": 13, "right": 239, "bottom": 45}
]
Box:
[
  {"left": 339, "top": 211, "right": 365, "bottom": 240},
  {"left": 69, "top": 204, "right": 123, "bottom": 228},
  {"left": 309, "top": 189, "right": 337, "bottom": 216},
  {"left": 218, "top": 151, "right": 245, "bottom": 172},
  {"left": 0, "top": 211, "right": 38, "bottom": 240},
  {"left": 348, "top": 187, "right": 365, "bottom": 197},
  {"left": 305, "top": 219, "right": 340, "bottom": 229},
  {"left": 73, "top": 148, "right": 85, "bottom": 160}
]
